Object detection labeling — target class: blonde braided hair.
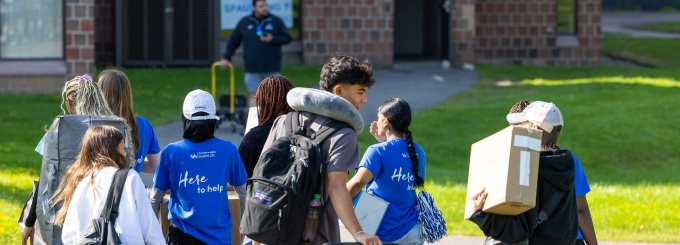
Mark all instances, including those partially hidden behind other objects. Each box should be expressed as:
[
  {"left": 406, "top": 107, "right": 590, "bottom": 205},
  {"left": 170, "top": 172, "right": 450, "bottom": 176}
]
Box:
[{"left": 59, "top": 74, "right": 135, "bottom": 167}]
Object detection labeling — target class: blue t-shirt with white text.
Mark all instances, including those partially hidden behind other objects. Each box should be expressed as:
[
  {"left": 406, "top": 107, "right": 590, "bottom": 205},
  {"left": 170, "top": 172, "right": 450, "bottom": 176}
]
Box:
[
  {"left": 154, "top": 137, "right": 247, "bottom": 245},
  {"left": 360, "top": 138, "right": 426, "bottom": 242}
]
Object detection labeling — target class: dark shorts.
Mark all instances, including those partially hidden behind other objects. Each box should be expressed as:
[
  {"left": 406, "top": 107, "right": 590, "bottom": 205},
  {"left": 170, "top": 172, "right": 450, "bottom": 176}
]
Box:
[{"left": 168, "top": 223, "right": 207, "bottom": 245}]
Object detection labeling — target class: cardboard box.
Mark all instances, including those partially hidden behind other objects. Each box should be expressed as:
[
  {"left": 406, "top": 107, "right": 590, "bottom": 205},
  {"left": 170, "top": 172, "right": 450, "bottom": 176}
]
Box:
[
  {"left": 228, "top": 189, "right": 242, "bottom": 245},
  {"left": 464, "top": 126, "right": 541, "bottom": 220},
  {"left": 159, "top": 189, "right": 242, "bottom": 245}
]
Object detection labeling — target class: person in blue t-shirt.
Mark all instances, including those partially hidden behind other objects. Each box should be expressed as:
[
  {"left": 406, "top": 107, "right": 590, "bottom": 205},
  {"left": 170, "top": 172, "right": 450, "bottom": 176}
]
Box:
[
  {"left": 508, "top": 100, "right": 598, "bottom": 245},
  {"left": 347, "top": 98, "right": 426, "bottom": 245},
  {"left": 150, "top": 89, "right": 248, "bottom": 245},
  {"left": 97, "top": 69, "right": 162, "bottom": 188}
]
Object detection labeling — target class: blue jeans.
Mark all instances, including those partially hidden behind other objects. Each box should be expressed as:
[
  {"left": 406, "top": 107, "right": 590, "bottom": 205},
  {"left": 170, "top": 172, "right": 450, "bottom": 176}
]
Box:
[{"left": 391, "top": 223, "right": 424, "bottom": 245}]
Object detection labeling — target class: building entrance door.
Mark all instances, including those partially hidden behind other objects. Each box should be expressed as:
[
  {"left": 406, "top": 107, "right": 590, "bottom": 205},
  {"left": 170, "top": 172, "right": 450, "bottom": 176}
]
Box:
[
  {"left": 116, "top": 0, "right": 220, "bottom": 67},
  {"left": 393, "top": 0, "right": 450, "bottom": 62}
]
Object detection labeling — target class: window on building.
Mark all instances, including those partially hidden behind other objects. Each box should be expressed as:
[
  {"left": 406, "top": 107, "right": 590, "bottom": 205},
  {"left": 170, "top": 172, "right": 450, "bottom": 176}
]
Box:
[
  {"left": 0, "top": 0, "right": 63, "bottom": 59},
  {"left": 557, "top": 0, "right": 576, "bottom": 34}
]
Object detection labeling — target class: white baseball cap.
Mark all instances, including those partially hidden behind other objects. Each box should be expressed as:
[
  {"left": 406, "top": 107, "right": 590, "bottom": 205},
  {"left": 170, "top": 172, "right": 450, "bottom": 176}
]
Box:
[
  {"left": 182, "top": 89, "right": 220, "bottom": 120},
  {"left": 506, "top": 101, "right": 563, "bottom": 133}
]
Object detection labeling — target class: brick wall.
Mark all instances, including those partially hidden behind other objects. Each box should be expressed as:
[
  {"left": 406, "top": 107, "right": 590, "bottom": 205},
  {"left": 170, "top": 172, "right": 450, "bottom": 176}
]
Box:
[
  {"left": 66, "top": 0, "right": 97, "bottom": 76},
  {"left": 95, "top": 0, "right": 115, "bottom": 67},
  {"left": 301, "top": 0, "right": 393, "bottom": 66},
  {"left": 452, "top": 0, "right": 476, "bottom": 67},
  {"left": 474, "top": 0, "right": 601, "bottom": 66}
]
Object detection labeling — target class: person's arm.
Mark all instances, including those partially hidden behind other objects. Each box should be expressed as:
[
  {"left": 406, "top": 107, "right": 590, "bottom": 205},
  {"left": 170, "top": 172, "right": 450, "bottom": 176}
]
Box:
[
  {"left": 233, "top": 184, "right": 247, "bottom": 215},
  {"left": 328, "top": 172, "right": 382, "bottom": 245},
  {"left": 577, "top": 195, "right": 598, "bottom": 245},
  {"left": 346, "top": 167, "right": 373, "bottom": 198},
  {"left": 467, "top": 188, "right": 535, "bottom": 243},
  {"left": 149, "top": 187, "right": 165, "bottom": 216},
  {"left": 268, "top": 17, "right": 291, "bottom": 45},
  {"left": 22, "top": 181, "right": 39, "bottom": 245},
  {"left": 223, "top": 19, "right": 245, "bottom": 61},
  {"left": 141, "top": 153, "right": 160, "bottom": 174},
  {"left": 150, "top": 148, "right": 171, "bottom": 215}
]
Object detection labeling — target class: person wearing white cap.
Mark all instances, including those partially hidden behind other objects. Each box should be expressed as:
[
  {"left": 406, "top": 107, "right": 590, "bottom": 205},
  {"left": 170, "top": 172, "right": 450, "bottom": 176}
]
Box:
[
  {"left": 150, "top": 89, "right": 248, "bottom": 245},
  {"left": 506, "top": 100, "right": 598, "bottom": 245},
  {"left": 467, "top": 101, "right": 580, "bottom": 245}
]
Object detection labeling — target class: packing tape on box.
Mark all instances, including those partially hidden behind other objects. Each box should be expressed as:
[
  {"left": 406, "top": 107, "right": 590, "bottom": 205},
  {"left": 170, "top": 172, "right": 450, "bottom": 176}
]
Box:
[
  {"left": 513, "top": 135, "right": 541, "bottom": 151},
  {"left": 519, "top": 151, "right": 531, "bottom": 187}
]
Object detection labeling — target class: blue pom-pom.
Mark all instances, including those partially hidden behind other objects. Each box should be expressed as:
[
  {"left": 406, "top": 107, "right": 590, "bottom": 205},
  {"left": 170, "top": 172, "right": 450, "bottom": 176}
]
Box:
[{"left": 417, "top": 190, "right": 447, "bottom": 243}]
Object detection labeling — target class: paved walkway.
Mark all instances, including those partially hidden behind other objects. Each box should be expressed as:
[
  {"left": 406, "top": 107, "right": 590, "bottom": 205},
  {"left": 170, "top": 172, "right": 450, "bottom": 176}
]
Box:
[{"left": 602, "top": 12, "right": 680, "bottom": 38}]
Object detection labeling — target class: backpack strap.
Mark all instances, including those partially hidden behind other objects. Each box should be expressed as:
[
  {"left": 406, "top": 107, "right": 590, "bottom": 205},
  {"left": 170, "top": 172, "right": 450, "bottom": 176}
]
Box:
[
  {"left": 286, "top": 111, "right": 351, "bottom": 212},
  {"left": 310, "top": 119, "right": 351, "bottom": 210},
  {"left": 100, "top": 168, "right": 129, "bottom": 222},
  {"left": 286, "top": 111, "right": 302, "bottom": 136},
  {"left": 536, "top": 188, "right": 563, "bottom": 226}
]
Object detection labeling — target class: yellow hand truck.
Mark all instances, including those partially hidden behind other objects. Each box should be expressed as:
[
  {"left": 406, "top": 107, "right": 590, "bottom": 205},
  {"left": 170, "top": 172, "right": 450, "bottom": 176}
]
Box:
[{"left": 211, "top": 61, "right": 248, "bottom": 134}]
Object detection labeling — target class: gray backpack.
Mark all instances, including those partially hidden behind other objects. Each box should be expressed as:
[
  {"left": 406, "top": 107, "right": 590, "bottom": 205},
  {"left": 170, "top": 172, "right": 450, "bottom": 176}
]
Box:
[{"left": 35, "top": 115, "right": 130, "bottom": 245}]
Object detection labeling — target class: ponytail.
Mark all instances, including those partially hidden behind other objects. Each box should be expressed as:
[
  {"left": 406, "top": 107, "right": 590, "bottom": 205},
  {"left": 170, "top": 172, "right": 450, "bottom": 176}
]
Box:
[{"left": 405, "top": 129, "right": 424, "bottom": 188}]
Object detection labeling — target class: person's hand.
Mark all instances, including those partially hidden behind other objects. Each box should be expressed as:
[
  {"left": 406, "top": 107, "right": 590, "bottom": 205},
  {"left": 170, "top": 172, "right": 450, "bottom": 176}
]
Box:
[
  {"left": 260, "top": 33, "right": 273, "bottom": 43},
  {"left": 220, "top": 59, "right": 230, "bottom": 69},
  {"left": 469, "top": 187, "right": 488, "bottom": 212},
  {"left": 354, "top": 231, "right": 382, "bottom": 245},
  {"left": 22, "top": 226, "right": 35, "bottom": 245},
  {"left": 370, "top": 121, "right": 386, "bottom": 143}
]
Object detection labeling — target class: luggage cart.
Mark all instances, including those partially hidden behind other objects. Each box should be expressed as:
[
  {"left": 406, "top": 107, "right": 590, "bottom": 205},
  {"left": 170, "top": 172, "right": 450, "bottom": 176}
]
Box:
[{"left": 211, "top": 61, "right": 248, "bottom": 134}]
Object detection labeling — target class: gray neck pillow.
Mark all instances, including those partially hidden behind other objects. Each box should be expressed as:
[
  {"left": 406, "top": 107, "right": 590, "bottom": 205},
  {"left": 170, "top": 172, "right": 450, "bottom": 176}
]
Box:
[{"left": 287, "top": 87, "right": 364, "bottom": 134}]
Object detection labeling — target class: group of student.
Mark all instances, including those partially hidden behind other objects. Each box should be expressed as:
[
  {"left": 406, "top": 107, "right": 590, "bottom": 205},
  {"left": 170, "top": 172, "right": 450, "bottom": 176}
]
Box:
[
  {"left": 21, "top": 55, "right": 426, "bottom": 245},
  {"left": 20, "top": 54, "right": 597, "bottom": 245}
]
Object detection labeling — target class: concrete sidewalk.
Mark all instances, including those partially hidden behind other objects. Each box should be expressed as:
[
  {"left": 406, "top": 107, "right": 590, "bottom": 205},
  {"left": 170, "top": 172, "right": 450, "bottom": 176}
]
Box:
[{"left": 602, "top": 12, "right": 680, "bottom": 38}]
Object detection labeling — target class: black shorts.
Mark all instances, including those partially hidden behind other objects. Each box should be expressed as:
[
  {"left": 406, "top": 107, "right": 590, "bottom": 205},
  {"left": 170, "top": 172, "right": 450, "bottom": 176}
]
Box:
[{"left": 168, "top": 223, "right": 207, "bottom": 245}]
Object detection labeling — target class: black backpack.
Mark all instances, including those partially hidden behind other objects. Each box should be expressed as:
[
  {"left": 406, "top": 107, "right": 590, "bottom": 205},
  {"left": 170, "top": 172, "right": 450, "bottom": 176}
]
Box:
[{"left": 240, "top": 112, "right": 348, "bottom": 245}]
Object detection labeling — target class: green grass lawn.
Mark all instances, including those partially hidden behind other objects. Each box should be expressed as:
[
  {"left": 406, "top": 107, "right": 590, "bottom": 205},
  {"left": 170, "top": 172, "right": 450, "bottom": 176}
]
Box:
[
  {"left": 638, "top": 21, "right": 680, "bottom": 34},
  {"left": 602, "top": 36, "right": 680, "bottom": 68},
  {"left": 3, "top": 38, "right": 680, "bottom": 243}
]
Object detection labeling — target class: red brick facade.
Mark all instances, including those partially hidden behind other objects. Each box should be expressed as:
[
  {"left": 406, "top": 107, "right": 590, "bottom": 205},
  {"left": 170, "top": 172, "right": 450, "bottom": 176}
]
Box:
[
  {"left": 474, "top": 0, "right": 601, "bottom": 66},
  {"left": 301, "top": 0, "right": 394, "bottom": 66},
  {"left": 452, "top": 0, "right": 477, "bottom": 67},
  {"left": 66, "top": 0, "right": 97, "bottom": 75},
  {"left": 1, "top": 0, "right": 602, "bottom": 93}
]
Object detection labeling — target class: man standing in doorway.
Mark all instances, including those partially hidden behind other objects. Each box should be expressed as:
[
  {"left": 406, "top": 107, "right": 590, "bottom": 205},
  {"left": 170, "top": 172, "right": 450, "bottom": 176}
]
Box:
[{"left": 220, "top": 0, "right": 292, "bottom": 107}]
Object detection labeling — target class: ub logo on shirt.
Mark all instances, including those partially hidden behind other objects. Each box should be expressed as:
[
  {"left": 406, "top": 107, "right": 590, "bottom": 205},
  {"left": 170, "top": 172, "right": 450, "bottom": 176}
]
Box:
[
  {"left": 179, "top": 170, "right": 224, "bottom": 194},
  {"left": 190, "top": 151, "right": 216, "bottom": 159}
]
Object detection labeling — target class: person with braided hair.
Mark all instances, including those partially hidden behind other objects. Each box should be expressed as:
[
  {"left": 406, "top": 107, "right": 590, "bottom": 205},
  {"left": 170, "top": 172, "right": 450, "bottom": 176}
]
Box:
[
  {"left": 34, "top": 74, "right": 135, "bottom": 156},
  {"left": 347, "top": 98, "right": 426, "bottom": 245},
  {"left": 23, "top": 74, "right": 135, "bottom": 245},
  {"left": 238, "top": 75, "right": 294, "bottom": 178}
]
